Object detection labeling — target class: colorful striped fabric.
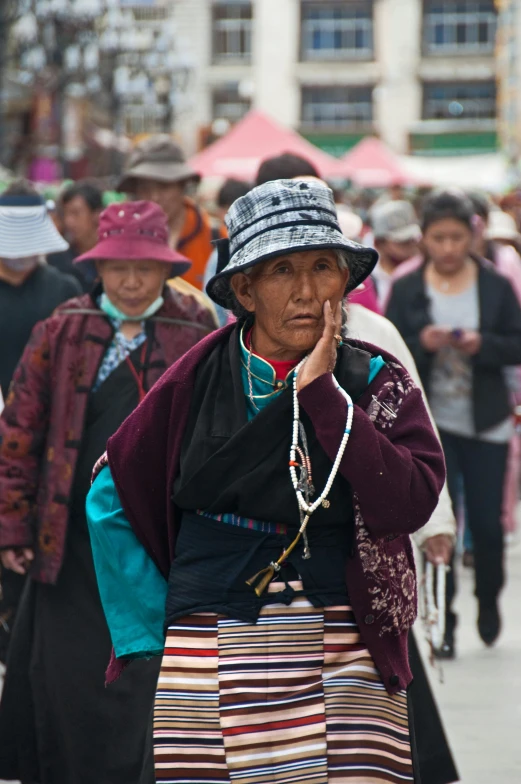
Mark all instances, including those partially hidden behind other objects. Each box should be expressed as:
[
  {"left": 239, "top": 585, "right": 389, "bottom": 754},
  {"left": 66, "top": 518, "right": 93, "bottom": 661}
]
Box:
[
  {"left": 196, "top": 509, "right": 288, "bottom": 535},
  {"left": 154, "top": 584, "right": 414, "bottom": 783}
]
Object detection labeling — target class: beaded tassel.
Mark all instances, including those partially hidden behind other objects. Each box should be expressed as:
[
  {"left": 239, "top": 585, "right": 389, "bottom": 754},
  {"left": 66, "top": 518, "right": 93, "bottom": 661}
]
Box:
[{"left": 246, "top": 357, "right": 354, "bottom": 597}]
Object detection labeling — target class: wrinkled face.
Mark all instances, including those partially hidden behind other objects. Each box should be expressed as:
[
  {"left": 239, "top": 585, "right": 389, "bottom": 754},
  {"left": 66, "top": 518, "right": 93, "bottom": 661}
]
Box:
[
  {"left": 422, "top": 218, "right": 473, "bottom": 275},
  {"left": 376, "top": 237, "right": 419, "bottom": 267},
  {"left": 97, "top": 259, "right": 168, "bottom": 318},
  {"left": 132, "top": 179, "right": 186, "bottom": 222},
  {"left": 63, "top": 196, "right": 99, "bottom": 247},
  {"left": 231, "top": 249, "right": 349, "bottom": 358}
]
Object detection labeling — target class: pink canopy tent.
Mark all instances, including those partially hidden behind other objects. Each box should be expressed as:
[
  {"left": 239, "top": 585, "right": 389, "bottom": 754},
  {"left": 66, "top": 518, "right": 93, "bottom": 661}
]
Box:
[
  {"left": 189, "top": 110, "right": 345, "bottom": 181},
  {"left": 339, "top": 137, "right": 418, "bottom": 188}
]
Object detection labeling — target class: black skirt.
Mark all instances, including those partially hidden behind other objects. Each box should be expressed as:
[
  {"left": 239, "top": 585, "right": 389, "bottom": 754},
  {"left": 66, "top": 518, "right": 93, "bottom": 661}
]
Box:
[
  {"left": 409, "top": 631, "right": 459, "bottom": 784},
  {"left": 0, "top": 346, "right": 161, "bottom": 784},
  {"left": 0, "top": 517, "right": 160, "bottom": 784}
]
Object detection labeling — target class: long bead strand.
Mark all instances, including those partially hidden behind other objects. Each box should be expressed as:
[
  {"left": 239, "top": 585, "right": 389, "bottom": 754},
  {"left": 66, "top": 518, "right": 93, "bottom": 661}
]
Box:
[{"left": 289, "top": 358, "right": 354, "bottom": 524}]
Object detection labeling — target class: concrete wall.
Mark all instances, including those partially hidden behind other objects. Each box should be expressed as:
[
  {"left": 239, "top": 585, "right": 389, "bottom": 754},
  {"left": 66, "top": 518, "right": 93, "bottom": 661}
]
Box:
[
  {"left": 373, "top": 0, "right": 422, "bottom": 152},
  {"left": 253, "top": 0, "right": 300, "bottom": 126}
]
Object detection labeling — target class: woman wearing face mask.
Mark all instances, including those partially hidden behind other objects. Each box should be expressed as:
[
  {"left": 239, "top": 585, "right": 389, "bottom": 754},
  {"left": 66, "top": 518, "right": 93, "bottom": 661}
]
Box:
[
  {"left": 0, "top": 201, "right": 216, "bottom": 784},
  {"left": 386, "top": 189, "right": 521, "bottom": 658}
]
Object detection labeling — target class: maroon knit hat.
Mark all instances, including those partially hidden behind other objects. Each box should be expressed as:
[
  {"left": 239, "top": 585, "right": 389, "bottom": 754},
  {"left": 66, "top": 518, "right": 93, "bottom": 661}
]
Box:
[{"left": 75, "top": 200, "right": 191, "bottom": 276}]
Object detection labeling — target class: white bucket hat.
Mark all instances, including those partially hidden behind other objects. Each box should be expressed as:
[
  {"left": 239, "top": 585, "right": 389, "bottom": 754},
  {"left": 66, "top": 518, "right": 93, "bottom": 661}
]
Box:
[
  {"left": 206, "top": 179, "right": 378, "bottom": 310},
  {"left": 0, "top": 194, "right": 69, "bottom": 258}
]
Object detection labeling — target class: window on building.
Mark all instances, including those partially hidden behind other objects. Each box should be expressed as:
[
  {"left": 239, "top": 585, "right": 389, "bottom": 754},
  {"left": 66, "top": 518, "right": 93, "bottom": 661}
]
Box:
[
  {"left": 131, "top": 7, "right": 169, "bottom": 22},
  {"left": 213, "top": 84, "right": 251, "bottom": 123},
  {"left": 122, "top": 104, "right": 169, "bottom": 137},
  {"left": 423, "top": 1, "right": 497, "bottom": 55},
  {"left": 423, "top": 82, "right": 496, "bottom": 120},
  {"left": 212, "top": 2, "right": 252, "bottom": 62},
  {"left": 301, "top": 86, "right": 373, "bottom": 129},
  {"left": 301, "top": 2, "right": 374, "bottom": 60}
]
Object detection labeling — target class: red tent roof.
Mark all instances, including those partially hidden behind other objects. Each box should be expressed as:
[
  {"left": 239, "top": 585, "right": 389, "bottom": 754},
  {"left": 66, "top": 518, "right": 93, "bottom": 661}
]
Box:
[
  {"left": 339, "top": 137, "right": 416, "bottom": 187},
  {"left": 190, "top": 110, "right": 344, "bottom": 181}
]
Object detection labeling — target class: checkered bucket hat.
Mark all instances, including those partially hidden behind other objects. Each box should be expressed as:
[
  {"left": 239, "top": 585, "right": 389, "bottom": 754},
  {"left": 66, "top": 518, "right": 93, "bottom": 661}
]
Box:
[{"left": 206, "top": 179, "right": 378, "bottom": 309}]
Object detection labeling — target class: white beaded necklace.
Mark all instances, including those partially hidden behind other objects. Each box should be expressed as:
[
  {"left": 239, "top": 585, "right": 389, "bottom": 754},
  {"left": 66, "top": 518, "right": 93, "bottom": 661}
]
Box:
[
  {"left": 247, "top": 356, "right": 354, "bottom": 596},
  {"left": 290, "top": 357, "right": 354, "bottom": 533}
]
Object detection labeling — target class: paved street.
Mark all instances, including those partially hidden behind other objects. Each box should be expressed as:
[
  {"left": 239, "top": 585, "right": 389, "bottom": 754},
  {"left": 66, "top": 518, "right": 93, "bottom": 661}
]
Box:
[
  {"left": 1, "top": 543, "right": 520, "bottom": 783},
  {"left": 417, "top": 539, "right": 521, "bottom": 783}
]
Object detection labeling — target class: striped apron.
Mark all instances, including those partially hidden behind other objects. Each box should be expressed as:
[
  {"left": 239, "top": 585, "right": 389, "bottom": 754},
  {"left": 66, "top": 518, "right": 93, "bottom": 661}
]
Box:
[{"left": 153, "top": 584, "right": 414, "bottom": 784}]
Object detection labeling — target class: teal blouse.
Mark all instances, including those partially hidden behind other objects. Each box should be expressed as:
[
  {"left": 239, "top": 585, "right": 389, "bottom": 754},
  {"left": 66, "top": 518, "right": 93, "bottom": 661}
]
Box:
[
  {"left": 239, "top": 326, "right": 385, "bottom": 419},
  {"left": 86, "top": 337, "right": 385, "bottom": 658}
]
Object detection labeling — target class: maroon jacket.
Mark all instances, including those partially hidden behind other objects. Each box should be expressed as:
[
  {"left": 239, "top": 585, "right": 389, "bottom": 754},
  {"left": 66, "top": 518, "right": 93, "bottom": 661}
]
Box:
[
  {"left": 0, "top": 287, "right": 215, "bottom": 584},
  {"left": 104, "top": 325, "right": 445, "bottom": 694}
]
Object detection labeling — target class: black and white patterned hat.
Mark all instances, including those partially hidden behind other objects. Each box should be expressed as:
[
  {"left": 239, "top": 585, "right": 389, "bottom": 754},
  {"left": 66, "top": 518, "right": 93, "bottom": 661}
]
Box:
[{"left": 206, "top": 179, "right": 378, "bottom": 309}]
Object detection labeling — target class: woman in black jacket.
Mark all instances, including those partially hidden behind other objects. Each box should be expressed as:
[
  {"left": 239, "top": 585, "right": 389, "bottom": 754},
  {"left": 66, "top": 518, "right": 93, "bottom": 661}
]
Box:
[{"left": 387, "top": 189, "right": 521, "bottom": 657}]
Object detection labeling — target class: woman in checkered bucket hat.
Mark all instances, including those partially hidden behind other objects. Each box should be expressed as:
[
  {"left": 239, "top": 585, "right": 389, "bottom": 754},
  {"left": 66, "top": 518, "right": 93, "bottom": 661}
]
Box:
[{"left": 86, "top": 179, "right": 445, "bottom": 783}]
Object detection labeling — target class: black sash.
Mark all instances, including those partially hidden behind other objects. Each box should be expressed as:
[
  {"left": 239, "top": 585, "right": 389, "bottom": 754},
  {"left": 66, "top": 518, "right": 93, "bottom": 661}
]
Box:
[
  {"left": 69, "top": 344, "right": 145, "bottom": 522},
  {"left": 174, "top": 324, "right": 371, "bottom": 531}
]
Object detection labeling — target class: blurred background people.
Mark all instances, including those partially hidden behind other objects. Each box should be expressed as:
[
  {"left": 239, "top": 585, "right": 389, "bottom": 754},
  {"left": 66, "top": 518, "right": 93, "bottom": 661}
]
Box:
[
  {"left": 0, "top": 179, "right": 81, "bottom": 669},
  {"left": 204, "top": 177, "right": 252, "bottom": 326},
  {"left": 371, "top": 200, "right": 422, "bottom": 309},
  {"left": 214, "top": 177, "right": 252, "bottom": 232},
  {"left": 118, "top": 135, "right": 219, "bottom": 291},
  {"left": 486, "top": 209, "right": 521, "bottom": 256},
  {"left": 336, "top": 203, "right": 380, "bottom": 313},
  {"left": 386, "top": 189, "right": 521, "bottom": 658},
  {"left": 468, "top": 191, "right": 521, "bottom": 303},
  {"left": 47, "top": 180, "right": 104, "bottom": 291},
  {"left": 0, "top": 180, "right": 81, "bottom": 398},
  {"left": 466, "top": 193, "right": 521, "bottom": 551},
  {"left": 347, "top": 299, "right": 458, "bottom": 784},
  {"left": 0, "top": 201, "right": 215, "bottom": 784},
  {"left": 499, "top": 192, "right": 521, "bottom": 233},
  {"left": 255, "top": 151, "right": 319, "bottom": 185}
]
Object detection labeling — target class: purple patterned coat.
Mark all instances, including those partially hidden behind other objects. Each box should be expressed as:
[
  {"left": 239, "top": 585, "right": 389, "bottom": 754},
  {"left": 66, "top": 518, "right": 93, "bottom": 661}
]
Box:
[
  {"left": 102, "top": 325, "right": 446, "bottom": 693},
  {"left": 0, "top": 288, "right": 215, "bottom": 584}
]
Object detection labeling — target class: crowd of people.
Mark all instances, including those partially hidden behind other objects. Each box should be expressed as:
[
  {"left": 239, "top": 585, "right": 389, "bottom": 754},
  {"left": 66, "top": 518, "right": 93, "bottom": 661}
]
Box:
[{"left": 0, "top": 134, "right": 520, "bottom": 784}]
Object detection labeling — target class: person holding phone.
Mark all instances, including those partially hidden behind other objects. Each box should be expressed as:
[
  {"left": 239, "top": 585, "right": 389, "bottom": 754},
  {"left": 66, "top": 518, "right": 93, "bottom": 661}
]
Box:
[{"left": 386, "top": 189, "right": 521, "bottom": 658}]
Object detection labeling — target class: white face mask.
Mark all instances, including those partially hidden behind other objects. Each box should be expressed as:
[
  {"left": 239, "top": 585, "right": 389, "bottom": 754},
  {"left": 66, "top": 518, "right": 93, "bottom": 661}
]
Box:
[
  {"left": 99, "top": 292, "right": 165, "bottom": 322},
  {"left": 2, "top": 255, "right": 40, "bottom": 272}
]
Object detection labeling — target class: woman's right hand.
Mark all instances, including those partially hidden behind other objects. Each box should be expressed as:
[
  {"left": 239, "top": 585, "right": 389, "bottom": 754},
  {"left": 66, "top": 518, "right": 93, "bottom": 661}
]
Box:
[
  {"left": 296, "top": 300, "right": 342, "bottom": 391},
  {"left": 419, "top": 325, "right": 452, "bottom": 352},
  {"left": 1, "top": 547, "right": 34, "bottom": 575},
  {"left": 423, "top": 534, "right": 453, "bottom": 566}
]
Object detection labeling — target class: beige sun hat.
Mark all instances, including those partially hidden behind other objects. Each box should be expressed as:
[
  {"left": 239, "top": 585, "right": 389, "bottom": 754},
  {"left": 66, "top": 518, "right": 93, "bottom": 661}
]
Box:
[
  {"left": 117, "top": 135, "right": 201, "bottom": 193},
  {"left": 486, "top": 210, "right": 521, "bottom": 243}
]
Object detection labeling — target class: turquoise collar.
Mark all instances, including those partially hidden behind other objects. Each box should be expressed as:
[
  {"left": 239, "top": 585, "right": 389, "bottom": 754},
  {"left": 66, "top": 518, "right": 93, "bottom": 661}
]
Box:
[{"left": 239, "top": 325, "right": 297, "bottom": 419}]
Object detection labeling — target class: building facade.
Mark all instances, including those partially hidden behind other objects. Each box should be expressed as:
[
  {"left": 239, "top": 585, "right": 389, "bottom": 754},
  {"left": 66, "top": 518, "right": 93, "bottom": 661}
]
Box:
[
  {"left": 172, "top": 0, "right": 498, "bottom": 157},
  {"left": 496, "top": 0, "right": 521, "bottom": 179}
]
